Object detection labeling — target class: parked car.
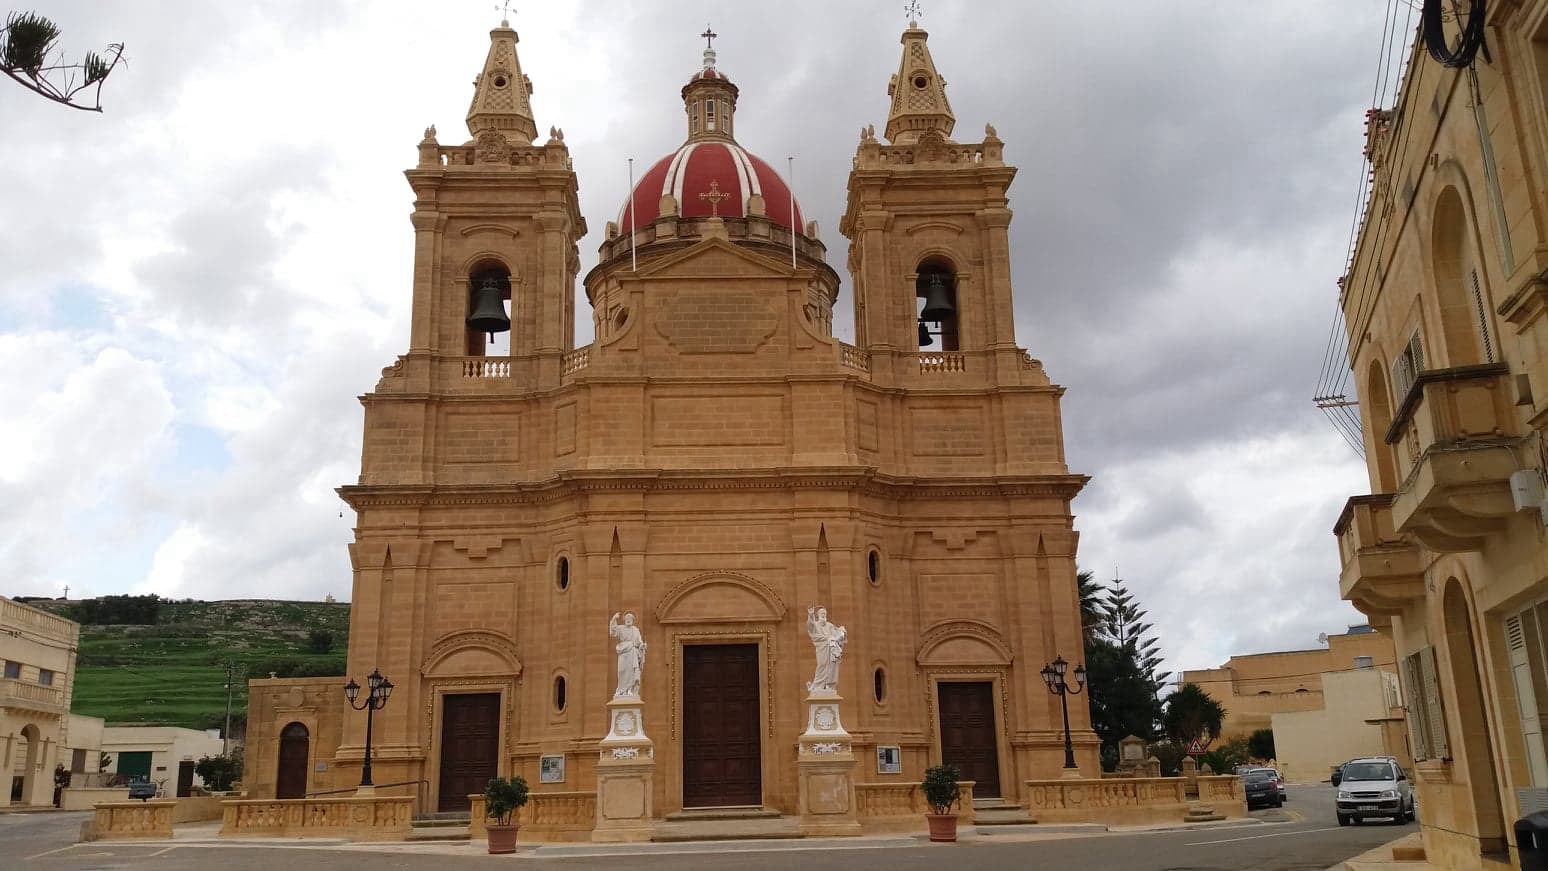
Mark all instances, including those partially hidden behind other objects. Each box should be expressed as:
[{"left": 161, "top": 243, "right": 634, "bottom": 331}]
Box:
[
  {"left": 1247, "top": 767, "right": 1287, "bottom": 803},
  {"left": 1243, "top": 769, "right": 1282, "bottom": 809},
  {"left": 1334, "top": 757, "right": 1414, "bottom": 825}
]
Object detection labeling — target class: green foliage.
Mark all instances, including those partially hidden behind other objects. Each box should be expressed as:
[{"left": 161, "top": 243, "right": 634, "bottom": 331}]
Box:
[
  {"left": 194, "top": 754, "right": 242, "bottom": 792},
  {"left": 70, "top": 594, "right": 162, "bottom": 625},
  {"left": 1248, "top": 728, "right": 1276, "bottom": 761},
  {"left": 2, "top": 11, "right": 57, "bottom": 73},
  {"left": 306, "top": 629, "right": 335, "bottom": 654},
  {"left": 484, "top": 775, "right": 530, "bottom": 826},
  {"left": 1081, "top": 572, "right": 1169, "bottom": 768},
  {"left": 1162, "top": 683, "right": 1227, "bottom": 748},
  {"left": 1147, "top": 741, "right": 1186, "bottom": 777},
  {"left": 29, "top": 599, "right": 350, "bottom": 730},
  {"left": 1198, "top": 736, "right": 1251, "bottom": 775},
  {"left": 921, "top": 763, "right": 962, "bottom": 814}
]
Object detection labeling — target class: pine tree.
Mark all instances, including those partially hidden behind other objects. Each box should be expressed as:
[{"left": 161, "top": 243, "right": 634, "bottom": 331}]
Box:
[
  {"left": 1, "top": 11, "right": 123, "bottom": 111},
  {"left": 1100, "top": 577, "right": 1171, "bottom": 693},
  {"left": 1081, "top": 574, "right": 1168, "bottom": 768}
]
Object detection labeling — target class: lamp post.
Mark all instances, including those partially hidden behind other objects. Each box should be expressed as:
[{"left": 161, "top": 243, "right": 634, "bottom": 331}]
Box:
[
  {"left": 1040, "top": 655, "right": 1087, "bottom": 772},
  {"left": 344, "top": 669, "right": 394, "bottom": 789}
]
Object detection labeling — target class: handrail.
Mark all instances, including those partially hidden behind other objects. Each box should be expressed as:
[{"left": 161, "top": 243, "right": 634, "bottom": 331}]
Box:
[{"left": 304, "top": 778, "right": 427, "bottom": 798}]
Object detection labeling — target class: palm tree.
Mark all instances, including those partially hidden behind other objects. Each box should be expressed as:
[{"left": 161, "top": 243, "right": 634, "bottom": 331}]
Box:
[
  {"left": 1162, "top": 683, "right": 1226, "bottom": 748},
  {"left": 1077, "top": 570, "right": 1105, "bottom": 641}
]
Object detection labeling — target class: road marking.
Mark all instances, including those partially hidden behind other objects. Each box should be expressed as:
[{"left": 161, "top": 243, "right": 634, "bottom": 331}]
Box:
[
  {"left": 1185, "top": 825, "right": 1345, "bottom": 846},
  {"left": 23, "top": 844, "right": 90, "bottom": 860},
  {"left": 147, "top": 845, "right": 178, "bottom": 856}
]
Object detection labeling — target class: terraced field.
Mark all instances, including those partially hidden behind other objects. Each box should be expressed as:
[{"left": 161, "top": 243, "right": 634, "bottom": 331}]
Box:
[{"left": 26, "top": 598, "right": 350, "bottom": 731}]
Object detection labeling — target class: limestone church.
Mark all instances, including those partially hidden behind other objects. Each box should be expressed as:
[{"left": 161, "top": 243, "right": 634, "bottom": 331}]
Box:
[{"left": 245, "top": 16, "right": 1094, "bottom": 832}]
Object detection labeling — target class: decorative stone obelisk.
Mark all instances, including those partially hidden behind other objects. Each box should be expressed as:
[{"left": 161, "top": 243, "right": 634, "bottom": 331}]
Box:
[
  {"left": 797, "top": 605, "right": 861, "bottom": 836},
  {"left": 594, "top": 612, "right": 655, "bottom": 842}
]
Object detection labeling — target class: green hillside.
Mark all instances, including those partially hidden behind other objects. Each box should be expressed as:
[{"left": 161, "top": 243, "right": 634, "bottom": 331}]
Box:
[{"left": 25, "top": 597, "right": 350, "bottom": 731}]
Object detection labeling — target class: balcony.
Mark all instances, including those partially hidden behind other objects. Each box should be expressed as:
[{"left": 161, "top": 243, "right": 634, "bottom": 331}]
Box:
[
  {"left": 1385, "top": 363, "right": 1521, "bottom": 552},
  {"left": 1334, "top": 494, "right": 1425, "bottom": 619},
  {"left": 0, "top": 677, "right": 67, "bottom": 716}
]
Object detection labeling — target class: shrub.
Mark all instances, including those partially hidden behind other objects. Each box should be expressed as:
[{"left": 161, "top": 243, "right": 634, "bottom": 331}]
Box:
[
  {"left": 921, "top": 763, "right": 961, "bottom": 815},
  {"left": 194, "top": 754, "right": 242, "bottom": 791},
  {"left": 484, "top": 775, "right": 530, "bottom": 826},
  {"left": 1198, "top": 735, "right": 1251, "bottom": 775},
  {"left": 1248, "top": 728, "right": 1275, "bottom": 761},
  {"left": 306, "top": 629, "right": 335, "bottom": 654}
]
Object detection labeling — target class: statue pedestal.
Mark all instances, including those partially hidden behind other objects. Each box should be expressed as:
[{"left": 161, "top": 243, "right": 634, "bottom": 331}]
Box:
[
  {"left": 593, "top": 696, "right": 654, "bottom": 842},
  {"left": 796, "top": 690, "right": 860, "bottom": 837}
]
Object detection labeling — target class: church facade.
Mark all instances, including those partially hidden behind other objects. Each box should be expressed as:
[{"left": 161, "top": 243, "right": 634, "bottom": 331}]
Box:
[{"left": 244, "top": 18, "right": 1095, "bottom": 826}]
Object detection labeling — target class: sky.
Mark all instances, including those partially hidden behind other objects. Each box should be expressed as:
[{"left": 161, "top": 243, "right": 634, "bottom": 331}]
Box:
[{"left": 0, "top": 1, "right": 1406, "bottom": 678}]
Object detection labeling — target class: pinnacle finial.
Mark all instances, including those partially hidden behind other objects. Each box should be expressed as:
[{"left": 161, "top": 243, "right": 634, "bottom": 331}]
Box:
[
  {"left": 494, "top": 0, "right": 514, "bottom": 26},
  {"left": 701, "top": 24, "right": 718, "bottom": 69},
  {"left": 905, "top": 0, "right": 922, "bottom": 26}
]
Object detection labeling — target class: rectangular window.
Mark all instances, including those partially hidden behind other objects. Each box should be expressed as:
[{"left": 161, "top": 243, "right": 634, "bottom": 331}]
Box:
[
  {"left": 705, "top": 99, "right": 716, "bottom": 130},
  {"left": 1507, "top": 606, "right": 1548, "bottom": 786},
  {"left": 2, "top": 661, "right": 18, "bottom": 679},
  {"left": 1391, "top": 330, "right": 1426, "bottom": 400},
  {"left": 71, "top": 749, "right": 86, "bottom": 773},
  {"left": 1400, "top": 646, "right": 1449, "bottom": 761},
  {"left": 1355, "top": 655, "right": 1374, "bottom": 669},
  {"left": 38, "top": 668, "right": 53, "bottom": 686}
]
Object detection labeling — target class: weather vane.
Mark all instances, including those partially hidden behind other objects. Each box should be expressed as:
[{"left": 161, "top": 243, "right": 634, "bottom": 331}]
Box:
[
  {"left": 905, "top": 1, "right": 922, "bottom": 23},
  {"left": 702, "top": 24, "right": 717, "bottom": 51},
  {"left": 495, "top": 0, "right": 515, "bottom": 23}
]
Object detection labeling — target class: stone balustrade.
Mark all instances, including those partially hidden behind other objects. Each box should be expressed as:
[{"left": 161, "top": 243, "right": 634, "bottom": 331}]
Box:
[
  {"left": 854, "top": 781, "right": 976, "bottom": 832},
  {"left": 468, "top": 791, "right": 598, "bottom": 842},
  {"left": 91, "top": 800, "right": 174, "bottom": 840},
  {"left": 0, "top": 676, "right": 66, "bottom": 714},
  {"left": 1024, "top": 776, "right": 1192, "bottom": 826},
  {"left": 1196, "top": 775, "right": 1246, "bottom": 813},
  {"left": 458, "top": 357, "right": 513, "bottom": 379},
  {"left": 839, "top": 343, "right": 871, "bottom": 374},
  {"left": 917, "top": 352, "right": 966, "bottom": 373},
  {"left": 219, "top": 795, "right": 413, "bottom": 842},
  {"left": 562, "top": 346, "right": 591, "bottom": 376}
]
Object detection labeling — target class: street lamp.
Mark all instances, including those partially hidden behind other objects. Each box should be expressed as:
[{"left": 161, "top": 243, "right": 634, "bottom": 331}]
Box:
[
  {"left": 1040, "top": 654, "right": 1087, "bottom": 772},
  {"left": 344, "top": 668, "right": 394, "bottom": 788}
]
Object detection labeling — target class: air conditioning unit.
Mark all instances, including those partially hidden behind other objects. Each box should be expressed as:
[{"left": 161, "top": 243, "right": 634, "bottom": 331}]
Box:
[{"left": 1511, "top": 469, "right": 1545, "bottom": 512}]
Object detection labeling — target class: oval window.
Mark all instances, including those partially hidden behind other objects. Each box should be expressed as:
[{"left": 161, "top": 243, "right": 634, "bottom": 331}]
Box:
[
  {"left": 554, "top": 675, "right": 567, "bottom": 712},
  {"left": 867, "top": 549, "right": 881, "bottom": 585},
  {"left": 873, "top": 667, "right": 887, "bottom": 704},
  {"left": 556, "top": 556, "right": 570, "bottom": 591}
]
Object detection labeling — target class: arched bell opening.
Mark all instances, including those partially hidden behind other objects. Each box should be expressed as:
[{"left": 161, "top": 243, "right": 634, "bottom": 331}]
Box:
[
  {"left": 915, "top": 258, "right": 959, "bottom": 351},
  {"left": 465, "top": 263, "right": 512, "bottom": 357}
]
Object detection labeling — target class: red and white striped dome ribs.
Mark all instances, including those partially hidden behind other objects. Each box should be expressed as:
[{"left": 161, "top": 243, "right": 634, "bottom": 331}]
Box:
[{"left": 618, "top": 140, "right": 803, "bottom": 234}]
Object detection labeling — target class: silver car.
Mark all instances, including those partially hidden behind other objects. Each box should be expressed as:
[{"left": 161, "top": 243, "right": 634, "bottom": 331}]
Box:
[{"left": 1334, "top": 757, "right": 1414, "bottom": 825}]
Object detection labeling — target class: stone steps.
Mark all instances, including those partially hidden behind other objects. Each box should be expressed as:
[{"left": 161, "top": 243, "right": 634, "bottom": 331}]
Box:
[
  {"left": 407, "top": 826, "right": 470, "bottom": 842},
  {"left": 973, "top": 803, "right": 1035, "bottom": 826},
  {"left": 652, "top": 811, "right": 802, "bottom": 842},
  {"left": 1184, "top": 803, "right": 1225, "bottom": 823}
]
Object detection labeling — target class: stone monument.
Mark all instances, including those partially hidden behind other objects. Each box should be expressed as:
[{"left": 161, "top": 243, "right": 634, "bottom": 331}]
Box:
[
  {"left": 797, "top": 605, "right": 860, "bottom": 836},
  {"left": 594, "top": 612, "right": 655, "bottom": 841}
]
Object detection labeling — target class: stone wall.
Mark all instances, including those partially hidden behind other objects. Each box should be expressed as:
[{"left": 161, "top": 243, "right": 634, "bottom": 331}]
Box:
[
  {"left": 468, "top": 791, "right": 598, "bottom": 841},
  {"left": 91, "top": 800, "right": 174, "bottom": 840},
  {"left": 854, "top": 781, "right": 976, "bottom": 832},
  {"left": 219, "top": 795, "right": 413, "bottom": 842},
  {"left": 1024, "top": 777, "right": 1196, "bottom": 826}
]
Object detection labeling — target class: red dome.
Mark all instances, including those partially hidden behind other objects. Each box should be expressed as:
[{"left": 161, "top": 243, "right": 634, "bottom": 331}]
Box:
[{"left": 619, "top": 140, "right": 803, "bottom": 234}]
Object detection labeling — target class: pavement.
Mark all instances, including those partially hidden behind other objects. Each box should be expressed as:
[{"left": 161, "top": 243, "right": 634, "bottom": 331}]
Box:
[{"left": 5, "top": 783, "right": 1419, "bottom": 870}]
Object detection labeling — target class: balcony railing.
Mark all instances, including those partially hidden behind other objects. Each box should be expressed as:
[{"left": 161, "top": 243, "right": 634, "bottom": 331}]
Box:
[
  {"left": 0, "top": 677, "right": 66, "bottom": 715},
  {"left": 1334, "top": 494, "right": 1424, "bottom": 619},
  {"left": 918, "top": 352, "right": 966, "bottom": 374},
  {"left": 1384, "top": 363, "right": 1521, "bottom": 552}
]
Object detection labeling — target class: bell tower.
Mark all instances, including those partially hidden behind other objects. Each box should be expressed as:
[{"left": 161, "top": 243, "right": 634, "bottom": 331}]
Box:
[
  {"left": 397, "top": 16, "right": 585, "bottom": 386},
  {"left": 841, "top": 20, "right": 1022, "bottom": 383}
]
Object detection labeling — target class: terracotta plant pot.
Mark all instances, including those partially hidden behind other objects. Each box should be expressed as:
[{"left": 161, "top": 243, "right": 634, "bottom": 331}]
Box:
[
  {"left": 486, "top": 822, "right": 519, "bottom": 854},
  {"left": 925, "top": 812, "right": 958, "bottom": 842}
]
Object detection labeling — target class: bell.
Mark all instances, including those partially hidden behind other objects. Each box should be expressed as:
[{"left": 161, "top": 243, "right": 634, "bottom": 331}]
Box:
[
  {"left": 918, "top": 319, "right": 933, "bottom": 347},
  {"left": 466, "top": 277, "right": 511, "bottom": 335},
  {"left": 919, "top": 273, "right": 955, "bottom": 323}
]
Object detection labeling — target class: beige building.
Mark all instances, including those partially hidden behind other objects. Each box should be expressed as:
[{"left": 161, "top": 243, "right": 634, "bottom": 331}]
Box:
[
  {"left": 1272, "top": 668, "right": 1407, "bottom": 784},
  {"left": 102, "top": 726, "right": 225, "bottom": 796},
  {"left": 1333, "top": 2, "right": 1548, "bottom": 867},
  {"left": 1180, "top": 627, "right": 1397, "bottom": 740},
  {"left": 245, "top": 18, "right": 1095, "bottom": 826},
  {"left": 1, "top": 596, "right": 79, "bottom": 806}
]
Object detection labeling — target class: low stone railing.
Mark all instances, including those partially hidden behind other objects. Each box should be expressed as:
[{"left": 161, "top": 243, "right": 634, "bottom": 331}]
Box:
[
  {"left": 1024, "top": 776, "right": 1190, "bottom": 826},
  {"left": 562, "top": 345, "right": 590, "bottom": 376},
  {"left": 1197, "top": 775, "right": 1246, "bottom": 814},
  {"left": 468, "top": 791, "right": 598, "bottom": 842},
  {"left": 918, "top": 352, "right": 966, "bottom": 373},
  {"left": 838, "top": 342, "right": 871, "bottom": 374},
  {"left": 91, "top": 800, "right": 174, "bottom": 840},
  {"left": 854, "top": 781, "right": 976, "bottom": 832},
  {"left": 219, "top": 795, "right": 413, "bottom": 842}
]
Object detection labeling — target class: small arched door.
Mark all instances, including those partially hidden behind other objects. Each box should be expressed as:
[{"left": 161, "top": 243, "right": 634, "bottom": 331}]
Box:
[{"left": 275, "top": 722, "right": 310, "bottom": 799}]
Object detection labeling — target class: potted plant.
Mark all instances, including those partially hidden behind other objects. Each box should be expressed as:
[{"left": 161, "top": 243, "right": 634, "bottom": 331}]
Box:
[
  {"left": 484, "top": 774, "right": 530, "bottom": 855},
  {"left": 921, "top": 763, "right": 962, "bottom": 842}
]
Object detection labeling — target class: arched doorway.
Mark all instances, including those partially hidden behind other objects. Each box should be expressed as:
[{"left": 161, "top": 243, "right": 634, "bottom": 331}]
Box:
[
  {"left": 17, "top": 724, "right": 40, "bottom": 806},
  {"left": 275, "top": 722, "right": 310, "bottom": 799},
  {"left": 1443, "top": 580, "right": 1507, "bottom": 853},
  {"left": 1365, "top": 359, "right": 1398, "bottom": 492}
]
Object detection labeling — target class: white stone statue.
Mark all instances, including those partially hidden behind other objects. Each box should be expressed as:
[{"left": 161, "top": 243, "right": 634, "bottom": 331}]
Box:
[
  {"left": 805, "top": 605, "right": 848, "bottom": 695},
  {"left": 609, "top": 612, "right": 646, "bottom": 699}
]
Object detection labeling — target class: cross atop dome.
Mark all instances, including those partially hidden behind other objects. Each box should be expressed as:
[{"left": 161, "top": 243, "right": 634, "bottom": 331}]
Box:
[{"left": 701, "top": 24, "right": 719, "bottom": 72}]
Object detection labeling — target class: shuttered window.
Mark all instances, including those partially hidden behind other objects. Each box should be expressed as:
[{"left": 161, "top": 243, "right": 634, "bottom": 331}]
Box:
[
  {"left": 1507, "top": 607, "right": 1548, "bottom": 787},
  {"left": 1469, "top": 267, "right": 1496, "bottom": 363},
  {"left": 1392, "top": 331, "right": 1426, "bottom": 400},
  {"left": 1401, "top": 646, "right": 1450, "bottom": 761}
]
